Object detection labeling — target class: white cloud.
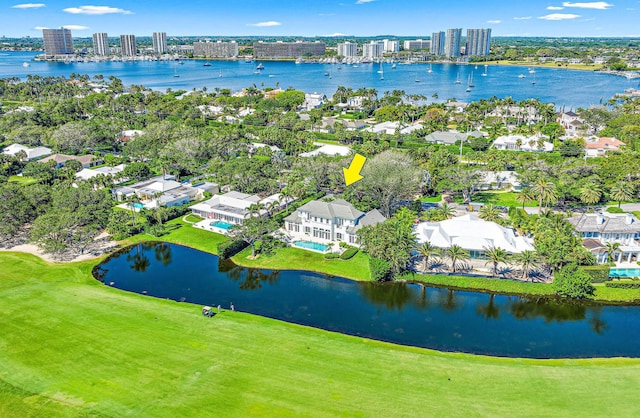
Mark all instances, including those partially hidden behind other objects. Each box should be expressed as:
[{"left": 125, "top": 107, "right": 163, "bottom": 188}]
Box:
[
  {"left": 247, "top": 21, "right": 281, "bottom": 27},
  {"left": 323, "top": 32, "right": 346, "bottom": 37},
  {"left": 356, "top": 0, "right": 374, "bottom": 4},
  {"left": 547, "top": 6, "right": 565, "bottom": 10},
  {"left": 513, "top": 16, "right": 532, "bottom": 20},
  {"left": 12, "top": 3, "right": 45, "bottom": 8},
  {"left": 33, "top": 26, "right": 48, "bottom": 30},
  {"left": 562, "top": 1, "right": 613, "bottom": 9},
  {"left": 62, "top": 24, "right": 89, "bottom": 30},
  {"left": 63, "top": 5, "right": 132, "bottom": 15},
  {"left": 487, "top": 20, "right": 502, "bottom": 24},
  {"left": 539, "top": 13, "right": 581, "bottom": 19}
]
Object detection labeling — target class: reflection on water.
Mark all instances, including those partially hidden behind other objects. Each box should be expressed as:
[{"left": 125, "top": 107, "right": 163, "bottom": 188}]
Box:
[{"left": 94, "top": 243, "right": 640, "bottom": 358}]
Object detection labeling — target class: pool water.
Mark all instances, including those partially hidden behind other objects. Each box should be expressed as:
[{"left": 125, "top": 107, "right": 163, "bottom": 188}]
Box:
[
  {"left": 609, "top": 268, "right": 640, "bottom": 278},
  {"left": 210, "top": 220, "right": 234, "bottom": 230},
  {"left": 133, "top": 202, "right": 144, "bottom": 209},
  {"left": 293, "top": 240, "right": 329, "bottom": 252}
]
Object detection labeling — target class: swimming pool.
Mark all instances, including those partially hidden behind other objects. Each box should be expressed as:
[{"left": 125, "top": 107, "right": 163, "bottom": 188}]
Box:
[
  {"left": 210, "top": 220, "right": 234, "bottom": 230},
  {"left": 609, "top": 268, "right": 640, "bottom": 278},
  {"left": 132, "top": 202, "right": 144, "bottom": 209},
  {"left": 293, "top": 240, "right": 329, "bottom": 252}
]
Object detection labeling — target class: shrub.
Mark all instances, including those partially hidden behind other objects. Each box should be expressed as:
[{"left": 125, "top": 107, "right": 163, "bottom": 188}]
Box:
[
  {"left": 579, "top": 265, "right": 610, "bottom": 283},
  {"left": 605, "top": 282, "right": 640, "bottom": 289},
  {"left": 370, "top": 257, "right": 391, "bottom": 282},
  {"left": 606, "top": 207, "right": 624, "bottom": 214},
  {"left": 340, "top": 247, "right": 359, "bottom": 260},
  {"left": 324, "top": 252, "right": 340, "bottom": 260},
  {"left": 217, "top": 239, "right": 248, "bottom": 259},
  {"left": 552, "top": 263, "right": 595, "bottom": 299}
]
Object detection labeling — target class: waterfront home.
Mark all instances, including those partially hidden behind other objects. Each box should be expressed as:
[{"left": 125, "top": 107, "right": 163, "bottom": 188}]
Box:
[
  {"left": 191, "top": 191, "right": 291, "bottom": 233},
  {"left": 303, "top": 93, "right": 326, "bottom": 110},
  {"left": 477, "top": 171, "right": 522, "bottom": 191},
  {"left": 39, "top": 153, "right": 102, "bottom": 168},
  {"left": 2, "top": 143, "right": 52, "bottom": 161},
  {"left": 584, "top": 137, "right": 625, "bottom": 158},
  {"left": 75, "top": 164, "right": 127, "bottom": 182},
  {"left": 365, "top": 121, "right": 399, "bottom": 135},
  {"left": 424, "top": 131, "right": 483, "bottom": 146},
  {"left": 299, "top": 143, "right": 351, "bottom": 158},
  {"left": 414, "top": 214, "right": 535, "bottom": 260},
  {"left": 444, "top": 101, "right": 468, "bottom": 113},
  {"left": 492, "top": 135, "right": 554, "bottom": 152},
  {"left": 567, "top": 212, "right": 640, "bottom": 264},
  {"left": 284, "top": 199, "right": 385, "bottom": 249},
  {"left": 114, "top": 175, "right": 218, "bottom": 208}
]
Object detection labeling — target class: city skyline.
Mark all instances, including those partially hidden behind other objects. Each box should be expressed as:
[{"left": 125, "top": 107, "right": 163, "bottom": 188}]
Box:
[{"left": 3, "top": 1, "right": 640, "bottom": 38}]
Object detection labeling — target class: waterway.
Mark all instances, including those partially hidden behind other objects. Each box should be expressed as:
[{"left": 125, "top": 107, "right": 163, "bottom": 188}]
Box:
[
  {"left": 95, "top": 243, "right": 640, "bottom": 359},
  {"left": 1, "top": 51, "right": 638, "bottom": 108}
]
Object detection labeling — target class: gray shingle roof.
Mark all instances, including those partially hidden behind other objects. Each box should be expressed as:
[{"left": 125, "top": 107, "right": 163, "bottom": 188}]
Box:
[
  {"left": 297, "top": 199, "right": 364, "bottom": 221},
  {"left": 568, "top": 213, "right": 640, "bottom": 234}
]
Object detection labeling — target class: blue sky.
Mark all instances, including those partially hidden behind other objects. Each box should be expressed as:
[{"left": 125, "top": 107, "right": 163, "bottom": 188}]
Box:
[{"left": 3, "top": 1, "right": 640, "bottom": 38}]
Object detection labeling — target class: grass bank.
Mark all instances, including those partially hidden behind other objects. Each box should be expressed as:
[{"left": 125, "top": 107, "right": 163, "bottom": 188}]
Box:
[{"left": 2, "top": 251, "right": 640, "bottom": 417}]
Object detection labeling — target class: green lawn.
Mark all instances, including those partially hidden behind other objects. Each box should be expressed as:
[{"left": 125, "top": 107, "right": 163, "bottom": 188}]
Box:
[
  {"left": 8, "top": 175, "right": 37, "bottom": 186},
  {"left": 2, "top": 252, "right": 640, "bottom": 416},
  {"left": 184, "top": 214, "right": 204, "bottom": 223},
  {"left": 419, "top": 195, "right": 442, "bottom": 203},
  {"left": 464, "top": 191, "right": 536, "bottom": 208},
  {"left": 232, "top": 246, "right": 371, "bottom": 281}
]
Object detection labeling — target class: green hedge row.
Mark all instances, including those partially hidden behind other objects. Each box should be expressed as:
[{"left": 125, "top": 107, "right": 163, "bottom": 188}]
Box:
[
  {"left": 324, "top": 253, "right": 340, "bottom": 260},
  {"left": 217, "top": 239, "right": 248, "bottom": 259},
  {"left": 605, "top": 282, "right": 640, "bottom": 289},
  {"left": 579, "top": 265, "right": 611, "bottom": 283},
  {"left": 340, "top": 247, "right": 359, "bottom": 260},
  {"left": 370, "top": 257, "right": 391, "bottom": 282}
]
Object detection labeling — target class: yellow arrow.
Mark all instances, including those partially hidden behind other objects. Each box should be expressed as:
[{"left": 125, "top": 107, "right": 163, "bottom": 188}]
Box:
[{"left": 343, "top": 153, "right": 367, "bottom": 186}]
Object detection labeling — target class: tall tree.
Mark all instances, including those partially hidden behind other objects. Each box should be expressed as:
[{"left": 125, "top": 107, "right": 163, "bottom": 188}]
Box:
[
  {"left": 446, "top": 244, "right": 470, "bottom": 273},
  {"left": 484, "top": 246, "right": 510, "bottom": 276},
  {"left": 610, "top": 181, "right": 634, "bottom": 208}
]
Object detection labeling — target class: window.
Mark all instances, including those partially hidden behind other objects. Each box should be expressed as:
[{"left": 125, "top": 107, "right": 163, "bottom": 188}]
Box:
[
  {"left": 336, "top": 233, "right": 342, "bottom": 240},
  {"left": 304, "top": 227, "right": 310, "bottom": 234},
  {"left": 349, "top": 235, "right": 357, "bottom": 244}
]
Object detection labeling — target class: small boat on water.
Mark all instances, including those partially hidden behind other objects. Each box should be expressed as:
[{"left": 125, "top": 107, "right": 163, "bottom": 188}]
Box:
[
  {"left": 468, "top": 72, "right": 475, "bottom": 87},
  {"left": 22, "top": 61, "right": 30, "bottom": 67},
  {"left": 415, "top": 72, "right": 421, "bottom": 83},
  {"left": 256, "top": 63, "right": 265, "bottom": 70},
  {"left": 455, "top": 70, "right": 462, "bottom": 84},
  {"left": 352, "top": 64, "right": 359, "bottom": 68},
  {"left": 173, "top": 66, "right": 180, "bottom": 77},
  {"left": 531, "top": 72, "right": 536, "bottom": 85},
  {"left": 529, "top": 68, "right": 535, "bottom": 74},
  {"left": 203, "top": 62, "right": 211, "bottom": 67},
  {"left": 427, "top": 63, "right": 433, "bottom": 73},
  {"left": 482, "top": 64, "right": 488, "bottom": 77},
  {"left": 391, "top": 62, "right": 397, "bottom": 69},
  {"left": 518, "top": 74, "right": 526, "bottom": 78}
]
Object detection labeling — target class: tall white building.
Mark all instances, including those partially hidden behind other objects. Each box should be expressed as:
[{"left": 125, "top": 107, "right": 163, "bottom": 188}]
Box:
[
  {"left": 382, "top": 39, "right": 399, "bottom": 53},
  {"left": 430, "top": 32, "right": 445, "bottom": 55},
  {"left": 444, "top": 28, "right": 462, "bottom": 58},
  {"left": 92, "top": 32, "right": 109, "bottom": 56},
  {"left": 362, "top": 41, "right": 384, "bottom": 59},
  {"left": 404, "top": 39, "right": 430, "bottom": 51},
  {"left": 465, "top": 28, "right": 492, "bottom": 57},
  {"left": 120, "top": 34, "right": 136, "bottom": 57},
  {"left": 152, "top": 32, "right": 167, "bottom": 54},
  {"left": 337, "top": 41, "right": 358, "bottom": 57}
]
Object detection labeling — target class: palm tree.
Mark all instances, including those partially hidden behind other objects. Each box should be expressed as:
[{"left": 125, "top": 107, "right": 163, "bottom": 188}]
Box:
[
  {"left": 579, "top": 183, "right": 602, "bottom": 207},
  {"left": 446, "top": 244, "right": 469, "bottom": 273},
  {"left": 531, "top": 179, "right": 558, "bottom": 211},
  {"left": 513, "top": 250, "right": 539, "bottom": 281},
  {"left": 484, "top": 246, "right": 510, "bottom": 276},
  {"left": 605, "top": 241, "right": 621, "bottom": 264},
  {"left": 418, "top": 242, "right": 440, "bottom": 271},
  {"left": 479, "top": 204, "right": 503, "bottom": 224},
  {"left": 248, "top": 202, "right": 265, "bottom": 217},
  {"left": 438, "top": 202, "right": 456, "bottom": 220},
  {"left": 515, "top": 187, "right": 535, "bottom": 210},
  {"left": 610, "top": 181, "right": 634, "bottom": 208}
]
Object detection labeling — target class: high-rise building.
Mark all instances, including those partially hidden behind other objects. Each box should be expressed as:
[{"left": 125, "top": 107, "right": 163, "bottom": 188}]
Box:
[
  {"left": 382, "top": 39, "right": 399, "bottom": 53},
  {"left": 253, "top": 41, "right": 325, "bottom": 58},
  {"left": 444, "top": 28, "right": 462, "bottom": 58},
  {"left": 152, "top": 32, "right": 167, "bottom": 54},
  {"left": 92, "top": 32, "right": 109, "bottom": 56},
  {"left": 430, "top": 32, "right": 445, "bottom": 55},
  {"left": 42, "top": 28, "right": 74, "bottom": 57},
  {"left": 404, "top": 39, "right": 430, "bottom": 51},
  {"left": 337, "top": 41, "right": 358, "bottom": 57},
  {"left": 465, "top": 28, "right": 492, "bottom": 57},
  {"left": 120, "top": 34, "right": 136, "bottom": 57},
  {"left": 193, "top": 41, "right": 238, "bottom": 58},
  {"left": 362, "top": 41, "right": 384, "bottom": 59}
]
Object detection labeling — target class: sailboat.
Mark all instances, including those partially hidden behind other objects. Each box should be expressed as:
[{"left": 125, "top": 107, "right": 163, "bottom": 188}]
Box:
[
  {"left": 518, "top": 74, "right": 526, "bottom": 79},
  {"left": 427, "top": 63, "right": 433, "bottom": 73},
  {"left": 415, "top": 71, "right": 421, "bottom": 83},
  {"left": 466, "top": 74, "right": 472, "bottom": 92},
  {"left": 218, "top": 69, "right": 223, "bottom": 78},
  {"left": 391, "top": 62, "right": 397, "bottom": 69},
  {"left": 256, "top": 62, "right": 265, "bottom": 70},
  {"left": 203, "top": 61, "right": 211, "bottom": 67},
  {"left": 482, "top": 64, "right": 488, "bottom": 77},
  {"left": 531, "top": 72, "right": 536, "bottom": 85},
  {"left": 468, "top": 72, "right": 475, "bottom": 87},
  {"left": 22, "top": 61, "right": 30, "bottom": 67},
  {"left": 173, "top": 66, "right": 180, "bottom": 77},
  {"left": 529, "top": 67, "right": 535, "bottom": 74},
  {"left": 377, "top": 62, "right": 384, "bottom": 74},
  {"left": 455, "top": 69, "right": 462, "bottom": 84}
]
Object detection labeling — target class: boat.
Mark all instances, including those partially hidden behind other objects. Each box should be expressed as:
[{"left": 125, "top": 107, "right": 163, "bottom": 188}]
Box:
[
  {"left": 178, "top": 60, "right": 184, "bottom": 65},
  {"left": 218, "top": 69, "right": 222, "bottom": 78},
  {"left": 531, "top": 72, "right": 536, "bottom": 85},
  {"left": 352, "top": 64, "right": 359, "bottom": 68},
  {"left": 415, "top": 72, "right": 420, "bottom": 83},
  {"left": 482, "top": 64, "right": 488, "bottom": 77},
  {"left": 173, "top": 66, "right": 180, "bottom": 77},
  {"left": 295, "top": 58, "right": 302, "bottom": 64},
  {"left": 203, "top": 62, "right": 211, "bottom": 67},
  {"left": 377, "top": 62, "right": 384, "bottom": 74},
  {"left": 245, "top": 58, "right": 252, "bottom": 63},
  {"left": 468, "top": 72, "right": 475, "bottom": 87},
  {"left": 324, "top": 71, "right": 330, "bottom": 76},
  {"left": 474, "top": 64, "right": 478, "bottom": 70},
  {"left": 22, "top": 61, "right": 30, "bottom": 67},
  {"left": 256, "top": 63, "right": 264, "bottom": 70},
  {"left": 391, "top": 62, "right": 397, "bottom": 69},
  {"left": 529, "top": 68, "right": 535, "bottom": 74},
  {"left": 518, "top": 74, "right": 526, "bottom": 79},
  {"left": 427, "top": 63, "right": 433, "bottom": 73},
  {"left": 455, "top": 70, "right": 462, "bottom": 84}
]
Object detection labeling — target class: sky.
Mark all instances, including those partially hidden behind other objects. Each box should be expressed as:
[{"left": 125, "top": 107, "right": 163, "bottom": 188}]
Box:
[{"left": 3, "top": 1, "right": 640, "bottom": 38}]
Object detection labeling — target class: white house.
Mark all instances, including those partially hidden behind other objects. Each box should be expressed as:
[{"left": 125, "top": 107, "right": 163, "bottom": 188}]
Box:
[
  {"left": 567, "top": 212, "right": 640, "bottom": 264},
  {"left": 283, "top": 199, "right": 385, "bottom": 249},
  {"left": 414, "top": 214, "right": 535, "bottom": 260},
  {"left": 492, "top": 135, "right": 554, "bottom": 152},
  {"left": 478, "top": 171, "right": 522, "bottom": 191},
  {"left": 2, "top": 143, "right": 52, "bottom": 160},
  {"left": 114, "top": 175, "right": 218, "bottom": 208},
  {"left": 75, "top": 164, "right": 127, "bottom": 182},
  {"left": 303, "top": 93, "right": 326, "bottom": 110},
  {"left": 299, "top": 143, "right": 352, "bottom": 158}
]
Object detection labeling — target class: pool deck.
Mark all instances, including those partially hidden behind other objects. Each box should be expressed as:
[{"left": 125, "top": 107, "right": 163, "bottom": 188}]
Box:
[{"left": 193, "top": 219, "right": 233, "bottom": 235}]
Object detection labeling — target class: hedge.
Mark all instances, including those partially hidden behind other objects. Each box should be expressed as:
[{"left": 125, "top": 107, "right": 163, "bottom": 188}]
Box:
[
  {"left": 370, "top": 257, "right": 391, "bottom": 282},
  {"left": 340, "top": 247, "right": 359, "bottom": 260},
  {"left": 606, "top": 207, "right": 624, "bottom": 214},
  {"left": 579, "top": 265, "right": 611, "bottom": 283},
  {"left": 324, "top": 253, "right": 340, "bottom": 260},
  {"left": 217, "top": 239, "right": 249, "bottom": 259},
  {"left": 605, "top": 282, "right": 640, "bottom": 289}
]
